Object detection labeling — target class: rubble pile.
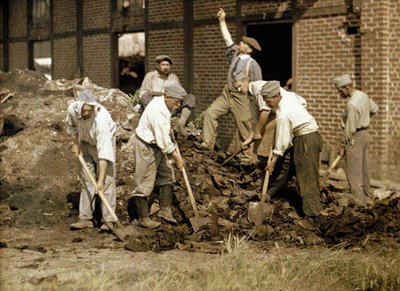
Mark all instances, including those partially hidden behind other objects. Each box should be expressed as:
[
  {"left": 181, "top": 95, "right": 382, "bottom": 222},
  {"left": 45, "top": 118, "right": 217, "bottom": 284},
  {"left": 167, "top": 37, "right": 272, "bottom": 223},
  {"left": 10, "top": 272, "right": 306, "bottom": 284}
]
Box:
[{"left": 1, "top": 70, "right": 399, "bottom": 252}]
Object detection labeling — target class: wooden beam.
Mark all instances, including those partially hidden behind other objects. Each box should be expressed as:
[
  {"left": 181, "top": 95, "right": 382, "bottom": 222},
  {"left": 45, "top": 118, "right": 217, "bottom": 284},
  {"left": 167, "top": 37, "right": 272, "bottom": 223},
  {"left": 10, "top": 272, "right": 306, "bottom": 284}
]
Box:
[
  {"left": 183, "top": 0, "right": 193, "bottom": 93},
  {"left": 76, "top": 0, "right": 83, "bottom": 77}
]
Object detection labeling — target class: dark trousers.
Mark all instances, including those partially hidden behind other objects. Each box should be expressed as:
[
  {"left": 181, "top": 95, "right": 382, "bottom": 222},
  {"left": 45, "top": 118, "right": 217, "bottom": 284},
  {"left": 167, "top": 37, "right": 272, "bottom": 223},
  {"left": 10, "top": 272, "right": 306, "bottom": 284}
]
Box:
[{"left": 268, "top": 131, "right": 323, "bottom": 216}]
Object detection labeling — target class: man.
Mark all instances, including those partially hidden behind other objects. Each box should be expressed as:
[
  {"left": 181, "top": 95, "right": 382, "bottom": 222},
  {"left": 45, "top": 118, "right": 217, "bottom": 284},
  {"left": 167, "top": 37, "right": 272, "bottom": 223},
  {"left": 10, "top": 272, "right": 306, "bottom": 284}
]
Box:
[
  {"left": 263, "top": 81, "right": 323, "bottom": 217},
  {"left": 199, "top": 8, "right": 262, "bottom": 164},
  {"left": 131, "top": 83, "right": 185, "bottom": 229},
  {"left": 139, "top": 55, "right": 196, "bottom": 136},
  {"left": 333, "top": 74, "right": 378, "bottom": 205},
  {"left": 234, "top": 73, "right": 307, "bottom": 168},
  {"left": 66, "top": 90, "right": 117, "bottom": 231}
]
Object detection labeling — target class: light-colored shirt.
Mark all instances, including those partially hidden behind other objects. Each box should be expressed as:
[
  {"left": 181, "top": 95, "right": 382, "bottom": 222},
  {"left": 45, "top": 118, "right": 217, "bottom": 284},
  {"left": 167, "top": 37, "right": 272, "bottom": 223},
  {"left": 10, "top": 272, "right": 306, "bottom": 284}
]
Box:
[
  {"left": 341, "top": 89, "right": 378, "bottom": 144},
  {"left": 249, "top": 82, "right": 307, "bottom": 112},
  {"left": 66, "top": 101, "right": 116, "bottom": 163},
  {"left": 139, "top": 70, "right": 180, "bottom": 98},
  {"left": 135, "top": 96, "right": 177, "bottom": 154},
  {"left": 274, "top": 91, "right": 318, "bottom": 156}
]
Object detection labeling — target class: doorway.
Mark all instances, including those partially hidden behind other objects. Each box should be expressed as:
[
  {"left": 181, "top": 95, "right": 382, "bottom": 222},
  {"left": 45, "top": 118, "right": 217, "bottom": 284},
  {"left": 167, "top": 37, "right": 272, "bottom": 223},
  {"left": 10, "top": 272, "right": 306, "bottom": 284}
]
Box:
[
  {"left": 246, "top": 22, "right": 292, "bottom": 87},
  {"left": 117, "top": 32, "right": 145, "bottom": 95}
]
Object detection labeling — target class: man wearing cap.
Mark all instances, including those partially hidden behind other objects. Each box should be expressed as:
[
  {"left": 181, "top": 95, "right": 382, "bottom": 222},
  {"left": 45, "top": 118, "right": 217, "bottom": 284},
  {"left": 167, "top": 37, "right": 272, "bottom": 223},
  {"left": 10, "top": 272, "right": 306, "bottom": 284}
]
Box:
[
  {"left": 233, "top": 73, "right": 307, "bottom": 169},
  {"left": 139, "top": 55, "right": 196, "bottom": 136},
  {"left": 262, "top": 81, "right": 323, "bottom": 217},
  {"left": 333, "top": 74, "right": 378, "bottom": 205},
  {"left": 66, "top": 90, "right": 117, "bottom": 231},
  {"left": 131, "top": 83, "right": 185, "bottom": 229},
  {"left": 198, "top": 8, "right": 262, "bottom": 163}
]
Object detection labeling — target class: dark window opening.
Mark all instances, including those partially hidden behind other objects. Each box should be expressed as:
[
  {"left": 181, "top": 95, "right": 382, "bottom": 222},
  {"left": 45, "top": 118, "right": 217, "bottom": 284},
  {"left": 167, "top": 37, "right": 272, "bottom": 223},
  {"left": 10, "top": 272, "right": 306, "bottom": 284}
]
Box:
[
  {"left": 346, "top": 26, "right": 359, "bottom": 35},
  {"left": 117, "top": 0, "right": 145, "bottom": 17},
  {"left": 246, "top": 23, "right": 292, "bottom": 87},
  {"left": 31, "top": 0, "right": 50, "bottom": 28},
  {"left": 31, "top": 40, "right": 52, "bottom": 80},
  {"left": 118, "top": 32, "right": 145, "bottom": 95}
]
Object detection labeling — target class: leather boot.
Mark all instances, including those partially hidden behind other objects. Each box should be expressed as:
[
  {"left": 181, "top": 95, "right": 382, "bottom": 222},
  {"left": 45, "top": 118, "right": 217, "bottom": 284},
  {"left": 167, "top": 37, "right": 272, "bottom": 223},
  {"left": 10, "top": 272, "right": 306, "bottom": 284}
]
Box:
[
  {"left": 158, "top": 185, "right": 177, "bottom": 224},
  {"left": 135, "top": 197, "right": 160, "bottom": 229}
]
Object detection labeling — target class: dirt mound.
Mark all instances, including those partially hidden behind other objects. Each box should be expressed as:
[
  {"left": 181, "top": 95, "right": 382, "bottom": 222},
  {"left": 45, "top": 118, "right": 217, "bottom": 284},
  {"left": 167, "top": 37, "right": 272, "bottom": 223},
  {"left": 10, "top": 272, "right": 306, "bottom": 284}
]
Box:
[{"left": 1, "top": 70, "right": 399, "bottom": 252}]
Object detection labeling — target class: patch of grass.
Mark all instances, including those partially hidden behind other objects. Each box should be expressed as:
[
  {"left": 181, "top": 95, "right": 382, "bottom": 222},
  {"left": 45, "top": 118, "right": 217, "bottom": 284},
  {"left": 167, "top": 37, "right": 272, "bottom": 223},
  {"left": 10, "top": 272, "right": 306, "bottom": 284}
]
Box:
[{"left": 3, "top": 239, "right": 399, "bottom": 291}]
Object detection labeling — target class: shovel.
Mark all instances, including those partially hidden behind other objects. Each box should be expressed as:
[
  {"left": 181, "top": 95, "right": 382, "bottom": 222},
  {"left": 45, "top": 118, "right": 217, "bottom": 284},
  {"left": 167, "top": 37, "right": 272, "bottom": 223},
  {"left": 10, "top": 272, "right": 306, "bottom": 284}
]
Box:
[
  {"left": 321, "top": 155, "right": 341, "bottom": 184},
  {"left": 78, "top": 153, "right": 127, "bottom": 241},
  {"left": 248, "top": 149, "right": 274, "bottom": 225},
  {"left": 221, "top": 140, "right": 254, "bottom": 166}
]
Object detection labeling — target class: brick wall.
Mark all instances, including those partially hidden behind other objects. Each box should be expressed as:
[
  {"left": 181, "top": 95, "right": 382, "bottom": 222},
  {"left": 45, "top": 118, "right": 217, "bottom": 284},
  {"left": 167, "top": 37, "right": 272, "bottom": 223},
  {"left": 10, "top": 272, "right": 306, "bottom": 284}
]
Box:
[
  {"left": 53, "top": 37, "right": 77, "bottom": 80},
  {"left": 387, "top": 0, "right": 400, "bottom": 180},
  {"left": 83, "top": 0, "right": 110, "bottom": 30},
  {"left": 9, "top": 42, "right": 27, "bottom": 70},
  {"left": 148, "top": 0, "right": 183, "bottom": 22},
  {"left": 9, "top": 0, "right": 26, "bottom": 38},
  {"left": 83, "top": 34, "right": 111, "bottom": 87},
  {"left": 194, "top": 0, "right": 235, "bottom": 20},
  {"left": 53, "top": 1, "right": 77, "bottom": 34},
  {"left": 0, "top": 44, "right": 3, "bottom": 71},
  {"left": 241, "top": 0, "right": 291, "bottom": 16}
]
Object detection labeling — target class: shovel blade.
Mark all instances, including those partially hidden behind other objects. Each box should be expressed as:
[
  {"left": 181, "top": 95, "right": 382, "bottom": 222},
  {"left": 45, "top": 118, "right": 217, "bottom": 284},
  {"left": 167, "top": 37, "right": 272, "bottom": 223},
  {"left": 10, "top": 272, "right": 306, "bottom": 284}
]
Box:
[
  {"left": 248, "top": 202, "right": 274, "bottom": 226},
  {"left": 189, "top": 216, "right": 210, "bottom": 233}
]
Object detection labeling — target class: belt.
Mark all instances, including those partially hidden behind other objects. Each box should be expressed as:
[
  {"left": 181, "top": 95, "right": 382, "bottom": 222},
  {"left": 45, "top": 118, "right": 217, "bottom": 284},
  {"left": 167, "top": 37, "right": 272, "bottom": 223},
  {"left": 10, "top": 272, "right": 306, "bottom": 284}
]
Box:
[{"left": 356, "top": 127, "right": 368, "bottom": 132}]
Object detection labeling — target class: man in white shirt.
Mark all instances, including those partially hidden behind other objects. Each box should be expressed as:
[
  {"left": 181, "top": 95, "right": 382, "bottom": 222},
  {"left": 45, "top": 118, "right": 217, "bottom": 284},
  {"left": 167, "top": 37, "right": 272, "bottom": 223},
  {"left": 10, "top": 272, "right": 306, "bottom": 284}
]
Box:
[
  {"left": 131, "top": 83, "right": 185, "bottom": 229},
  {"left": 263, "top": 81, "right": 323, "bottom": 217},
  {"left": 333, "top": 74, "right": 378, "bottom": 205},
  {"left": 139, "top": 55, "right": 196, "bottom": 136},
  {"left": 198, "top": 8, "right": 262, "bottom": 164},
  {"left": 66, "top": 90, "right": 117, "bottom": 231}
]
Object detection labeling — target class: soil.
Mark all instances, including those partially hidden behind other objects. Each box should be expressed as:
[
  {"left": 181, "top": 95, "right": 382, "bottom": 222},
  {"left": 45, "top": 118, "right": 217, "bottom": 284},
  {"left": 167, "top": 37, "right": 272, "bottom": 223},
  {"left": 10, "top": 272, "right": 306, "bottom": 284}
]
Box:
[{"left": 0, "top": 70, "right": 399, "bottom": 287}]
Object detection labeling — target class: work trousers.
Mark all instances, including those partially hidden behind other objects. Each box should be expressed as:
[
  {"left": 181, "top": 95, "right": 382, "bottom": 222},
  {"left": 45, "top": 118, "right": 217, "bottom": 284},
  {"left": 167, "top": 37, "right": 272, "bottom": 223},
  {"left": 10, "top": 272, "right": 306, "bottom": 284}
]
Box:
[
  {"left": 269, "top": 131, "right": 323, "bottom": 216},
  {"left": 345, "top": 129, "right": 370, "bottom": 203},
  {"left": 131, "top": 136, "right": 175, "bottom": 198},
  {"left": 78, "top": 141, "right": 116, "bottom": 222},
  {"left": 202, "top": 84, "right": 255, "bottom": 163}
]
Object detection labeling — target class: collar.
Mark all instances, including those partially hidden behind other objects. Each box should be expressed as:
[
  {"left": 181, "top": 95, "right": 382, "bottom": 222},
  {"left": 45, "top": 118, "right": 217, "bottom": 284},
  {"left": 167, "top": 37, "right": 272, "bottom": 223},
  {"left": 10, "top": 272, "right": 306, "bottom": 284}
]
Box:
[{"left": 238, "top": 54, "right": 250, "bottom": 60}]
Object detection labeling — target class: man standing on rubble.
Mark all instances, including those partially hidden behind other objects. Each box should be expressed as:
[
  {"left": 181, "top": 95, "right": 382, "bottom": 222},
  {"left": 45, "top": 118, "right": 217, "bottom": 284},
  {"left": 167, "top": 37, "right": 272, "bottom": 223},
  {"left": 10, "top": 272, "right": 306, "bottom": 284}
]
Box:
[
  {"left": 198, "top": 8, "right": 262, "bottom": 164},
  {"left": 131, "top": 83, "right": 185, "bottom": 229},
  {"left": 333, "top": 74, "right": 378, "bottom": 205},
  {"left": 66, "top": 90, "right": 117, "bottom": 231},
  {"left": 263, "top": 81, "right": 323, "bottom": 217},
  {"left": 139, "top": 55, "right": 196, "bottom": 136}
]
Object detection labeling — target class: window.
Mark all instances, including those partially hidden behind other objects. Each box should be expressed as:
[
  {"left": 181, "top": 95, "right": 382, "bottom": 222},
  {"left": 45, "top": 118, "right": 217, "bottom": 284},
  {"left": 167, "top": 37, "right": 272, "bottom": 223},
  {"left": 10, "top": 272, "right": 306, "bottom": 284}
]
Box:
[
  {"left": 117, "top": 0, "right": 145, "bottom": 17},
  {"left": 31, "top": 0, "right": 50, "bottom": 28}
]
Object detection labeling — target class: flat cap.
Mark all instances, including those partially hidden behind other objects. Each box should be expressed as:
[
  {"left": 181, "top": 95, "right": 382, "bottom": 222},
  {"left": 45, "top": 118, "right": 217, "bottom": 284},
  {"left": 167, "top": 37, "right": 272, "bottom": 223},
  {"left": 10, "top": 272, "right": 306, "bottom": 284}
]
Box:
[
  {"left": 261, "top": 81, "right": 281, "bottom": 98},
  {"left": 77, "top": 90, "right": 97, "bottom": 104},
  {"left": 333, "top": 74, "right": 352, "bottom": 88},
  {"left": 164, "top": 83, "right": 186, "bottom": 100},
  {"left": 232, "top": 71, "right": 249, "bottom": 83},
  {"left": 241, "top": 36, "right": 262, "bottom": 51},
  {"left": 155, "top": 55, "right": 173, "bottom": 65}
]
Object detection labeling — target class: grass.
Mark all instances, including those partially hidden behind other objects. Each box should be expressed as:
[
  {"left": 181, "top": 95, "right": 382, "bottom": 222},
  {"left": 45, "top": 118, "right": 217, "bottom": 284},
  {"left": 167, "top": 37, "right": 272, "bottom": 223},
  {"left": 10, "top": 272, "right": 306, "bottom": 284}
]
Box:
[{"left": 2, "top": 236, "right": 399, "bottom": 291}]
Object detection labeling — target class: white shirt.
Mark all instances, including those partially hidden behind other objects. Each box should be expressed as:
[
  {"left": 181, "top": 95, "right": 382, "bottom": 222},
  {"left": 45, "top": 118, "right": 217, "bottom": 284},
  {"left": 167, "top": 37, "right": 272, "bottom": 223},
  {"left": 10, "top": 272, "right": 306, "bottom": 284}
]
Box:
[
  {"left": 274, "top": 91, "right": 318, "bottom": 156},
  {"left": 135, "top": 96, "right": 177, "bottom": 154},
  {"left": 139, "top": 70, "right": 180, "bottom": 98},
  {"left": 66, "top": 101, "right": 116, "bottom": 163}
]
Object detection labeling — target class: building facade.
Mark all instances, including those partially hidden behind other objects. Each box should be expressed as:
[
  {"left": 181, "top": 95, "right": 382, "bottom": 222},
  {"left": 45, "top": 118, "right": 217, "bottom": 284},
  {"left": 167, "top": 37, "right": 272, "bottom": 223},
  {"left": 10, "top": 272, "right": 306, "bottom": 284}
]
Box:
[{"left": 1, "top": 0, "right": 399, "bottom": 181}]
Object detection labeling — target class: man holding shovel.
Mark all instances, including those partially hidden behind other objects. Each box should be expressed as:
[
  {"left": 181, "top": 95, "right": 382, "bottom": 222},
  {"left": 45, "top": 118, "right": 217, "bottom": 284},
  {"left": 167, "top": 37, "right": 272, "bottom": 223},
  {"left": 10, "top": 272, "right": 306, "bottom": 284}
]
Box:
[
  {"left": 131, "top": 83, "right": 185, "bottom": 229},
  {"left": 262, "top": 81, "right": 323, "bottom": 217},
  {"left": 333, "top": 74, "right": 378, "bottom": 206},
  {"left": 66, "top": 90, "right": 117, "bottom": 231}
]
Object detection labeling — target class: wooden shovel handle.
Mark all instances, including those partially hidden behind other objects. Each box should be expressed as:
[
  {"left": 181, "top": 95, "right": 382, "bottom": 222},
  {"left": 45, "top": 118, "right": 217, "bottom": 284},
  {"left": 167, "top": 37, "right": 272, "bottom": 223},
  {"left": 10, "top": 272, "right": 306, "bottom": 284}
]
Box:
[
  {"left": 322, "top": 155, "right": 341, "bottom": 183},
  {"left": 78, "top": 153, "right": 120, "bottom": 224},
  {"left": 260, "top": 148, "right": 274, "bottom": 204},
  {"left": 221, "top": 140, "right": 255, "bottom": 166},
  {"left": 181, "top": 166, "right": 200, "bottom": 219}
]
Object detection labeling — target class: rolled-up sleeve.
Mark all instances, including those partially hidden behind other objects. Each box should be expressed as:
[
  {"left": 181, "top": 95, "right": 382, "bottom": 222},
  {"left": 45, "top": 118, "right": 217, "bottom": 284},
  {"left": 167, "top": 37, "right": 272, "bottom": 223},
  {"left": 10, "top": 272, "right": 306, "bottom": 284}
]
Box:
[
  {"left": 273, "top": 117, "right": 293, "bottom": 156},
  {"left": 139, "top": 72, "right": 153, "bottom": 98},
  {"left": 65, "top": 105, "right": 77, "bottom": 135}
]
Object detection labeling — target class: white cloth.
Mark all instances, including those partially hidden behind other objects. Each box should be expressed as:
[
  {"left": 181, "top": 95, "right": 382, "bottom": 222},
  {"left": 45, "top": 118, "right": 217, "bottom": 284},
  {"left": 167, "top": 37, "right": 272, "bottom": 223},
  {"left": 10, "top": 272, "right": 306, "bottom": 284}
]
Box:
[
  {"left": 66, "top": 101, "right": 116, "bottom": 163},
  {"left": 274, "top": 91, "right": 318, "bottom": 156},
  {"left": 135, "top": 96, "right": 177, "bottom": 154},
  {"left": 139, "top": 70, "right": 180, "bottom": 98}
]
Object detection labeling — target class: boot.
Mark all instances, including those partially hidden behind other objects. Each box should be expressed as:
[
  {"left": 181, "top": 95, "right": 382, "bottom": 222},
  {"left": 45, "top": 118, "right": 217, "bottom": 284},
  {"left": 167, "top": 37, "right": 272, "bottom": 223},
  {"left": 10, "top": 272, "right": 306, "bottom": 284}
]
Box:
[
  {"left": 135, "top": 197, "right": 160, "bottom": 229},
  {"left": 70, "top": 219, "right": 94, "bottom": 230},
  {"left": 158, "top": 185, "right": 177, "bottom": 224}
]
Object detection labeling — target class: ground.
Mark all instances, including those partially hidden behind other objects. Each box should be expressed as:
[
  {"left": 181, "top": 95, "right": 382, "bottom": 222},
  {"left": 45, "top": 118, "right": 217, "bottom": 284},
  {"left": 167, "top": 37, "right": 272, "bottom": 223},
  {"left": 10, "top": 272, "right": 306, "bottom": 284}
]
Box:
[{"left": 0, "top": 70, "right": 399, "bottom": 289}]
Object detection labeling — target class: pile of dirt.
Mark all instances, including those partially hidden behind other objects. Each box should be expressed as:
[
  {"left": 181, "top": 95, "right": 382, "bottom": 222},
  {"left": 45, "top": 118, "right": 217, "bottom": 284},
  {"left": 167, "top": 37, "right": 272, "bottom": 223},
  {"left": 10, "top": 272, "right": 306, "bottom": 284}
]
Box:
[{"left": 1, "top": 70, "right": 399, "bottom": 252}]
